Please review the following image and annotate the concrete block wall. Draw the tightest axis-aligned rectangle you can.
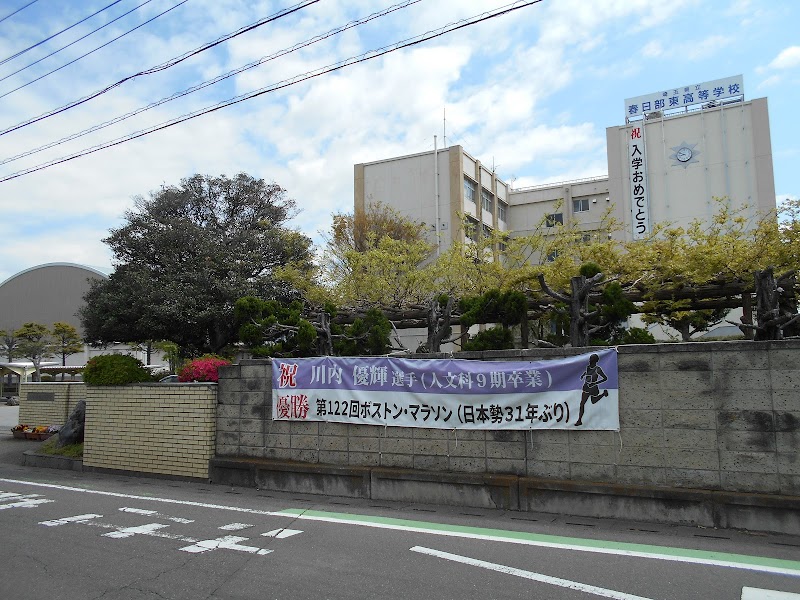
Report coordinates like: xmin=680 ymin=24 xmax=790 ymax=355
xmin=18 ymin=383 xmax=85 ymax=426
xmin=216 ymin=340 xmax=800 ymax=496
xmin=84 ymin=384 xmax=217 ymax=479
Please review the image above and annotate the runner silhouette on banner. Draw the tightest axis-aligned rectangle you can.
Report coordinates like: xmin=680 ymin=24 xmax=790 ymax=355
xmin=574 ymin=353 xmax=609 ymax=426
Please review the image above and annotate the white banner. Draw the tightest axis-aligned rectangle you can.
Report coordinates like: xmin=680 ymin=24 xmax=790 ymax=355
xmin=625 ymin=74 xmax=743 ymax=119
xmin=272 ymin=350 xmax=620 ymax=431
xmin=628 ymin=124 xmax=649 ymax=239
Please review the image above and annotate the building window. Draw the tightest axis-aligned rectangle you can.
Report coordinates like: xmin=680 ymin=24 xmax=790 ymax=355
xmin=482 ymin=224 xmax=492 ymax=239
xmin=573 ymin=198 xmax=590 ymax=212
xmin=481 ymin=189 xmax=493 ymax=214
xmin=498 ymin=201 xmax=508 ymax=222
xmin=466 ymin=217 xmax=479 ymax=242
xmin=464 ymin=178 xmax=477 ymax=204
xmin=546 ymin=249 xmax=559 ymax=262
xmin=546 ymin=213 xmax=563 ymax=227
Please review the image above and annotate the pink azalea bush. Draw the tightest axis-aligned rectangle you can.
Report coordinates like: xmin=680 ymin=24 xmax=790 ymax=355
xmin=178 ymin=356 xmax=231 ymax=383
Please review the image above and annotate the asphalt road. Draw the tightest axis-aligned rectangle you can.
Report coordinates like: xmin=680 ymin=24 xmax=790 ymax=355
xmin=1 ymin=428 xmax=799 ymax=600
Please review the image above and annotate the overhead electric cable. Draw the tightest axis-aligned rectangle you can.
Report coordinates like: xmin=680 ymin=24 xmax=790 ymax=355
xmin=0 ymin=1 xmax=37 ymax=27
xmin=0 ymin=0 xmax=124 ymax=67
xmin=0 ymin=0 xmax=319 ymax=131
xmin=0 ymin=0 xmax=542 ymax=184
xmin=0 ymin=1 xmax=188 ymax=100
xmin=0 ymin=0 xmax=156 ymax=84
xmin=0 ymin=0 xmax=422 ymax=166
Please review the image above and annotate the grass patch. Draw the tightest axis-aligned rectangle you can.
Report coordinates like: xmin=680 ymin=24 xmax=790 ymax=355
xmin=38 ymin=435 xmax=83 ymax=458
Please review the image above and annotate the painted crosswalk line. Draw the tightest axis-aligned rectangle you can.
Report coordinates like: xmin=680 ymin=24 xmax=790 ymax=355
xmin=219 ymin=522 xmax=253 ymax=531
xmin=262 ymin=528 xmax=303 ymax=539
xmin=180 ymin=535 xmax=273 ymax=555
xmin=412 ymin=546 xmax=655 ymax=600
xmin=119 ymin=507 xmax=194 ymax=523
xmin=741 ymin=588 xmax=800 ymax=599
xmin=40 ymin=514 xmax=102 ymax=526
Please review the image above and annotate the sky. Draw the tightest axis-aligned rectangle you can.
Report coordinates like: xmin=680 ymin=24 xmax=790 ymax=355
xmin=0 ymin=0 xmax=798 ymax=283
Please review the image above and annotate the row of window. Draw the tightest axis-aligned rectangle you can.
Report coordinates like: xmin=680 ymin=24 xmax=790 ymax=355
xmin=464 ymin=177 xmax=507 ymax=221
xmin=545 ymin=198 xmax=593 ymax=223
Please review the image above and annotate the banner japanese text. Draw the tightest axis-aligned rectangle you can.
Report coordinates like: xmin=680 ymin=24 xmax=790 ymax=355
xmin=272 ymin=349 xmax=619 ymax=430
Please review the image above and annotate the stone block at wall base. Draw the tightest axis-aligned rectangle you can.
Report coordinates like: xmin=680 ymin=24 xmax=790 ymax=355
xmin=519 ymin=477 xmax=800 ymax=535
xmin=209 ymin=457 xmax=371 ymax=499
xmin=370 ymin=468 xmax=518 ymax=510
xmin=208 ymin=457 xmax=800 ymax=534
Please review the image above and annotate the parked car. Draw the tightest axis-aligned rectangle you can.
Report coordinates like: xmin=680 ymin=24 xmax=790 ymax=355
xmin=158 ymin=374 xmax=179 ymax=383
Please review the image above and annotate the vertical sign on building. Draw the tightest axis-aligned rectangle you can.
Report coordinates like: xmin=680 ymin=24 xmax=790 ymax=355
xmin=628 ymin=125 xmax=649 ymax=239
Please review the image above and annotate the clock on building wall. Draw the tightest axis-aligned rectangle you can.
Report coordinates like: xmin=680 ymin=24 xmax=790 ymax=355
xmin=669 ymin=142 xmax=700 ymax=167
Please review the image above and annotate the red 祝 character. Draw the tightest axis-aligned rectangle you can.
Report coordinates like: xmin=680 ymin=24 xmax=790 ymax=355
xmin=278 ymin=363 xmax=298 ymax=388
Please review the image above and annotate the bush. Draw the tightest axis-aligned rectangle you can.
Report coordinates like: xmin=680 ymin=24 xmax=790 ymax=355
xmin=178 ymin=355 xmax=231 ymax=383
xmin=463 ymin=326 xmax=514 ymax=351
xmin=83 ymin=354 xmax=154 ymax=386
xmin=619 ymin=327 xmax=656 ymax=345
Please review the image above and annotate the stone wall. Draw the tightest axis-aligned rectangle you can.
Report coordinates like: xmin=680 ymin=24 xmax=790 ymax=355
xmin=215 ymin=341 xmax=800 ymax=496
xmin=18 ymin=383 xmax=85 ymax=426
xmin=84 ymin=383 xmax=217 ymax=479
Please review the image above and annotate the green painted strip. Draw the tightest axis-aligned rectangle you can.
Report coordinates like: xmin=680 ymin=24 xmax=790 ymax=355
xmin=276 ymin=508 xmax=800 ymax=573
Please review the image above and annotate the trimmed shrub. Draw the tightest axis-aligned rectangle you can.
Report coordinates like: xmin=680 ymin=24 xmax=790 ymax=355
xmin=178 ymin=355 xmax=231 ymax=383
xmin=83 ymin=354 xmax=153 ymax=386
xmin=463 ymin=326 xmax=514 ymax=351
xmin=619 ymin=327 xmax=656 ymax=345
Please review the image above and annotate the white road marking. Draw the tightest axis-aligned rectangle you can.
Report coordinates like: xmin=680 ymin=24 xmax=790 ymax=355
xmin=219 ymin=522 xmax=252 ymax=531
xmin=3 ymin=477 xmax=798 ymax=578
xmin=103 ymin=522 xmax=169 ymax=539
xmin=179 ymin=535 xmax=272 ymax=555
xmin=0 ymin=492 xmax=25 ymax=499
xmin=0 ymin=477 xmax=284 ymax=515
xmin=411 ymin=546 xmax=656 ymax=600
xmin=262 ymin=528 xmax=303 ymax=539
xmin=286 ymin=512 xmax=800 ymax=578
xmin=119 ymin=507 xmax=157 ymax=515
xmin=742 ymin=588 xmax=800 ymax=599
xmin=40 ymin=514 xmax=102 ymax=526
xmin=119 ymin=507 xmax=194 ymax=523
xmin=0 ymin=498 xmax=53 ymax=509
xmin=85 ymin=520 xmax=197 ymax=542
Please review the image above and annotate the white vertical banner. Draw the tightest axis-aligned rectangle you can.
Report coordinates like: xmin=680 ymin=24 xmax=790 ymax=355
xmin=628 ymin=124 xmax=649 ymax=239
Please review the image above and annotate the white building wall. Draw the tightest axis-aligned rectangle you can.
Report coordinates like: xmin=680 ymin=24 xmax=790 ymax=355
xmin=607 ymin=98 xmax=775 ymax=238
xmin=359 ymin=148 xmax=453 ymax=253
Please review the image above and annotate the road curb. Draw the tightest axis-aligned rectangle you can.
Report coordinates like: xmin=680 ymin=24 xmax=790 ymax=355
xmin=22 ymin=450 xmax=83 ymax=472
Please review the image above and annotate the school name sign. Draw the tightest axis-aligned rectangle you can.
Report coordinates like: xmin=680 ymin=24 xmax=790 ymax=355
xmin=272 ymin=350 xmax=619 ymax=431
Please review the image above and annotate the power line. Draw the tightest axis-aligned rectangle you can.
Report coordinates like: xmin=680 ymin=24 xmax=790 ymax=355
xmin=0 ymin=0 xmax=124 ymax=67
xmin=0 ymin=0 xmax=423 ymax=166
xmin=0 ymin=0 xmax=320 ymax=129
xmin=0 ymin=1 xmax=37 ymax=27
xmin=0 ymin=0 xmax=156 ymax=85
xmin=0 ymin=1 xmax=189 ymax=100
xmin=0 ymin=0 xmax=542 ymax=184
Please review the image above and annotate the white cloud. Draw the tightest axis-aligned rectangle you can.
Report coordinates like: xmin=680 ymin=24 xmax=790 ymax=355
xmin=0 ymin=0 xmax=797 ymax=284
xmin=768 ymin=46 xmax=800 ymax=71
xmin=685 ymin=34 xmax=734 ymax=60
xmin=642 ymin=41 xmax=664 ymax=58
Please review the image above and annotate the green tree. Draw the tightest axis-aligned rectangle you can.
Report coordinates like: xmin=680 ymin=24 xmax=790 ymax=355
xmin=321 ymin=202 xmax=433 ymax=307
xmin=0 ymin=327 xmax=19 ymax=389
xmin=15 ymin=322 xmax=52 ymax=382
xmin=80 ymin=173 xmax=313 ymax=356
xmin=0 ymin=328 xmax=18 ymax=362
xmin=51 ymin=322 xmax=84 ymax=367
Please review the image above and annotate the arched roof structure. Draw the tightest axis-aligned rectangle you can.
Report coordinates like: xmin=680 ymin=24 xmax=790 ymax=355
xmin=0 ymin=263 xmax=108 ymax=335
